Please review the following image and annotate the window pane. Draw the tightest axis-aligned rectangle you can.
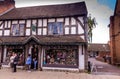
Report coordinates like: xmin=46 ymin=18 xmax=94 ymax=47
xmin=48 ymin=23 xmax=53 ymax=35
xmin=53 ymin=23 xmax=58 ymax=34
xmin=19 ymin=24 xmax=25 ymax=36
xmin=56 ymin=22 xmax=63 ymax=35
xmin=48 ymin=22 xmax=63 ymax=35
xmin=12 ymin=24 xmax=19 ymax=36
xmin=44 ymin=49 xmax=78 ymax=66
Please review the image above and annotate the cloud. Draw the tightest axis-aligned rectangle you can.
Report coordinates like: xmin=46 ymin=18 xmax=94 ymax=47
xmin=82 ymin=0 xmax=113 ymax=43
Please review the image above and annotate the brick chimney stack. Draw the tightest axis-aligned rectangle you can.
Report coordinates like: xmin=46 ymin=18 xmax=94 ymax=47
xmin=0 ymin=0 xmax=15 ymax=14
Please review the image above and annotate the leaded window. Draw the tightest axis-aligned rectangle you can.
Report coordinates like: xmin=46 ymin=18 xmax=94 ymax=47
xmin=48 ymin=22 xmax=63 ymax=35
xmin=11 ymin=24 xmax=25 ymax=36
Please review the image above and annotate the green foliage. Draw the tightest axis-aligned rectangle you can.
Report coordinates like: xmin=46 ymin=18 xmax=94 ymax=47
xmin=87 ymin=14 xmax=97 ymax=42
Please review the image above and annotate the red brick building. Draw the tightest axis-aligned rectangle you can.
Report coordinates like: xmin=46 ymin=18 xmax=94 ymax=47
xmin=109 ymin=0 xmax=120 ymax=65
xmin=88 ymin=43 xmax=110 ymax=62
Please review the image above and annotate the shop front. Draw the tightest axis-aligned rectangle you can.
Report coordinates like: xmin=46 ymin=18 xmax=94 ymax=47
xmin=0 ymin=35 xmax=87 ymax=71
xmin=42 ymin=45 xmax=78 ymax=68
xmin=2 ymin=45 xmax=25 ymax=66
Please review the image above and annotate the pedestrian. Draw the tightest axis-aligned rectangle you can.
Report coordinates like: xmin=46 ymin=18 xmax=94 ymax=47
xmin=88 ymin=61 xmax=91 ymax=73
xmin=33 ymin=57 xmax=37 ymax=70
xmin=25 ymin=54 xmax=32 ymax=72
xmin=13 ymin=53 xmax=19 ymax=72
xmin=10 ymin=52 xmax=15 ymax=72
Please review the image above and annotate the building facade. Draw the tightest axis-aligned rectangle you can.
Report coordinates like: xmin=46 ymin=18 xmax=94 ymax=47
xmin=0 ymin=0 xmax=88 ymax=71
xmin=109 ymin=0 xmax=120 ymax=65
xmin=88 ymin=43 xmax=110 ymax=63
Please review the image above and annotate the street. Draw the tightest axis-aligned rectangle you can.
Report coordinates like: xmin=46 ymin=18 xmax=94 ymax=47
xmin=0 ymin=67 xmax=120 ymax=79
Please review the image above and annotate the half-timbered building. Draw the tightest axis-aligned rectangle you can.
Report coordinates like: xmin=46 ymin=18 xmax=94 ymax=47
xmin=0 ymin=0 xmax=88 ymax=71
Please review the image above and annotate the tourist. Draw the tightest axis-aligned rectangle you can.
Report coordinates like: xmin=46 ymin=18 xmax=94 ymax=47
xmin=26 ymin=54 xmax=32 ymax=72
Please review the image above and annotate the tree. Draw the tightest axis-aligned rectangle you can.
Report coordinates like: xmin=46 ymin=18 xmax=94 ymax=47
xmin=87 ymin=14 xmax=97 ymax=42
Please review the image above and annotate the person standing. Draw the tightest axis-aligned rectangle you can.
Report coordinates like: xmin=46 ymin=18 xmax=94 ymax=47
xmin=13 ymin=53 xmax=19 ymax=72
xmin=33 ymin=57 xmax=37 ymax=70
xmin=26 ymin=54 xmax=32 ymax=72
xmin=10 ymin=52 xmax=15 ymax=72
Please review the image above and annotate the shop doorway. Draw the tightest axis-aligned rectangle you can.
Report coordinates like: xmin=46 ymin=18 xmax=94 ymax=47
xmin=31 ymin=45 xmax=38 ymax=69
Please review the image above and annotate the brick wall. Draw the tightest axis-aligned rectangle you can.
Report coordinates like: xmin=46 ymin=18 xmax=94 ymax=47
xmin=110 ymin=0 xmax=120 ymax=64
xmin=0 ymin=0 xmax=15 ymax=14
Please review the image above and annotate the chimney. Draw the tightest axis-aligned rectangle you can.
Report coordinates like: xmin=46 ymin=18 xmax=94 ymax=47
xmin=0 ymin=0 xmax=15 ymax=14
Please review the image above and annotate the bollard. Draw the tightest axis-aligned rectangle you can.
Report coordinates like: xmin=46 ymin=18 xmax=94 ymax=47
xmin=88 ymin=61 xmax=91 ymax=73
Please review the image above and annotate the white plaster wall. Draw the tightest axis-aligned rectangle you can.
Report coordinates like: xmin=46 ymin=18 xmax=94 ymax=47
xmin=71 ymin=27 xmax=76 ymax=34
xmin=4 ymin=21 xmax=7 ymax=28
xmin=8 ymin=21 xmax=11 ymax=28
xmin=26 ymin=29 xmax=30 ymax=36
xmin=32 ymin=31 xmax=36 ymax=35
xmin=43 ymin=28 xmax=47 ymax=35
xmin=65 ymin=18 xmax=69 ymax=25
xmin=4 ymin=30 xmax=10 ymax=36
xmin=12 ymin=21 xmax=18 ymax=24
xmin=19 ymin=20 xmax=25 ymax=24
xmin=57 ymin=18 xmax=64 ymax=22
xmin=43 ymin=19 xmax=47 ymax=26
xmin=32 ymin=20 xmax=37 ymax=24
xmin=48 ymin=19 xmax=55 ymax=22
xmin=38 ymin=28 xmax=42 ymax=35
xmin=79 ymin=45 xmax=85 ymax=70
xmin=78 ymin=23 xmax=84 ymax=34
xmin=65 ymin=27 xmax=69 ymax=34
xmin=0 ymin=24 xmax=3 ymax=29
xmin=0 ymin=30 xmax=2 ymax=36
xmin=78 ymin=17 xmax=84 ymax=24
xmin=3 ymin=46 xmax=7 ymax=62
xmin=26 ymin=20 xmax=31 ymax=27
xmin=38 ymin=19 xmax=42 ymax=27
xmin=71 ymin=17 xmax=76 ymax=25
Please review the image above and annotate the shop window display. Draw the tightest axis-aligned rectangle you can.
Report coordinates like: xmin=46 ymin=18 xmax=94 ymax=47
xmin=4 ymin=48 xmax=24 ymax=66
xmin=43 ymin=49 xmax=78 ymax=66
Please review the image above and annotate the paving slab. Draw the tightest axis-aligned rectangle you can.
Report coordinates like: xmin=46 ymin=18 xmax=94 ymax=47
xmin=0 ymin=68 xmax=120 ymax=79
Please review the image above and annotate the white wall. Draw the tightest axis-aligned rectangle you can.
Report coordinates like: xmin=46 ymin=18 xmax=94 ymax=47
xmin=4 ymin=30 xmax=10 ymax=36
xmin=3 ymin=46 xmax=7 ymax=62
xmin=38 ymin=28 xmax=42 ymax=35
xmin=0 ymin=31 xmax=2 ymax=36
xmin=26 ymin=29 xmax=30 ymax=36
xmin=79 ymin=45 xmax=85 ymax=70
xmin=0 ymin=22 xmax=3 ymax=29
xmin=26 ymin=20 xmax=31 ymax=27
xmin=19 ymin=20 xmax=25 ymax=24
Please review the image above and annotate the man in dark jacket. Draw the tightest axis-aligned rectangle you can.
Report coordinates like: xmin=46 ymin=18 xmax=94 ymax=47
xmin=13 ymin=53 xmax=19 ymax=72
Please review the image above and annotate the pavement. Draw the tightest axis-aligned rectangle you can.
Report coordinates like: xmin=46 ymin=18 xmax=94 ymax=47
xmin=0 ymin=68 xmax=120 ymax=79
xmin=89 ymin=58 xmax=120 ymax=75
xmin=0 ymin=58 xmax=120 ymax=79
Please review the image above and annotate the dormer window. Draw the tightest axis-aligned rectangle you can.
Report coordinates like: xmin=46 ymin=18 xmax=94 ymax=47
xmin=11 ymin=24 xmax=25 ymax=36
xmin=48 ymin=22 xmax=63 ymax=35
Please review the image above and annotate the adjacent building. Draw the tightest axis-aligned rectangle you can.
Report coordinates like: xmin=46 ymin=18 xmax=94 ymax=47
xmin=109 ymin=0 xmax=120 ymax=65
xmin=0 ymin=0 xmax=88 ymax=71
xmin=88 ymin=43 xmax=110 ymax=62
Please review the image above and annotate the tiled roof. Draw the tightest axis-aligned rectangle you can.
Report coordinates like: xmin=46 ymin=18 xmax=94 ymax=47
xmin=0 ymin=2 xmax=87 ymax=20
xmin=0 ymin=35 xmax=85 ymax=45
xmin=88 ymin=43 xmax=110 ymax=52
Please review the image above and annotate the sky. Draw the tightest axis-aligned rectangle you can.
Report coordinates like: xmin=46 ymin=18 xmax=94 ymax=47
xmin=15 ymin=0 xmax=116 ymax=43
